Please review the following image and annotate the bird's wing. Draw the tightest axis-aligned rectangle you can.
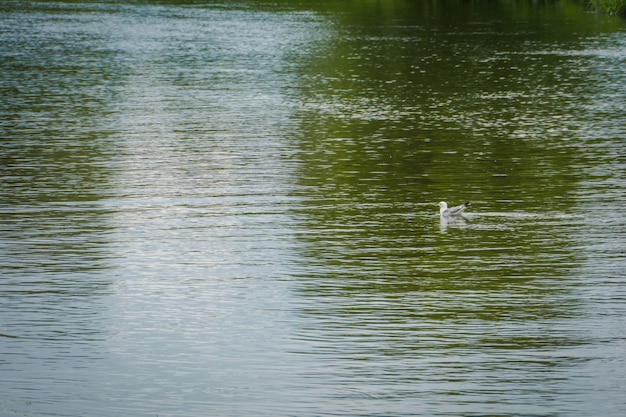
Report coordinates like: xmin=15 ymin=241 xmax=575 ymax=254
xmin=447 ymin=202 xmax=471 ymax=215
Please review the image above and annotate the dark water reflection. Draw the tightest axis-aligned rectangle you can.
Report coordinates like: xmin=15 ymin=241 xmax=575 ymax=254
xmin=1 ymin=1 xmax=625 ymax=416
xmin=290 ymin=2 xmax=625 ymax=416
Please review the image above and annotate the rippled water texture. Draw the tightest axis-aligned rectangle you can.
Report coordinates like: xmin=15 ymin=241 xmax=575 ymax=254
xmin=1 ymin=1 xmax=625 ymax=416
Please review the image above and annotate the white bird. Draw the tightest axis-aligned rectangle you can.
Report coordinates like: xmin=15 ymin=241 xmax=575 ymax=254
xmin=439 ymin=201 xmax=471 ymax=217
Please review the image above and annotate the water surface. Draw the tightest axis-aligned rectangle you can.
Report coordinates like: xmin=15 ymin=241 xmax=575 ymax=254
xmin=1 ymin=1 xmax=625 ymax=416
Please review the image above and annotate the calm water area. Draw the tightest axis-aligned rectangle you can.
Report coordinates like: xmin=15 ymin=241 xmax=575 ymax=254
xmin=1 ymin=1 xmax=625 ymax=416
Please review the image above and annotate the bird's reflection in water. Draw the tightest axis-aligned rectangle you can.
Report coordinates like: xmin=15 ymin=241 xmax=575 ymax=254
xmin=439 ymin=215 xmax=470 ymax=232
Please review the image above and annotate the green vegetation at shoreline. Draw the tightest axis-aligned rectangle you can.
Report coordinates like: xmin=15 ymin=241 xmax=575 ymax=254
xmin=585 ymin=0 xmax=626 ymax=16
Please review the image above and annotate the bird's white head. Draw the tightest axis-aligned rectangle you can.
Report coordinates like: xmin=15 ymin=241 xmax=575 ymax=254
xmin=438 ymin=201 xmax=448 ymax=215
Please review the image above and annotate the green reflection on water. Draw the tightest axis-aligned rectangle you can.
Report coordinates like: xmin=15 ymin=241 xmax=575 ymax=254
xmin=0 ymin=7 xmax=119 ymax=274
xmin=288 ymin=0 xmax=603 ymax=343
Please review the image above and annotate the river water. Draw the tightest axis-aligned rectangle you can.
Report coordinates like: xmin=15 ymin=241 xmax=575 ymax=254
xmin=1 ymin=1 xmax=625 ymax=416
